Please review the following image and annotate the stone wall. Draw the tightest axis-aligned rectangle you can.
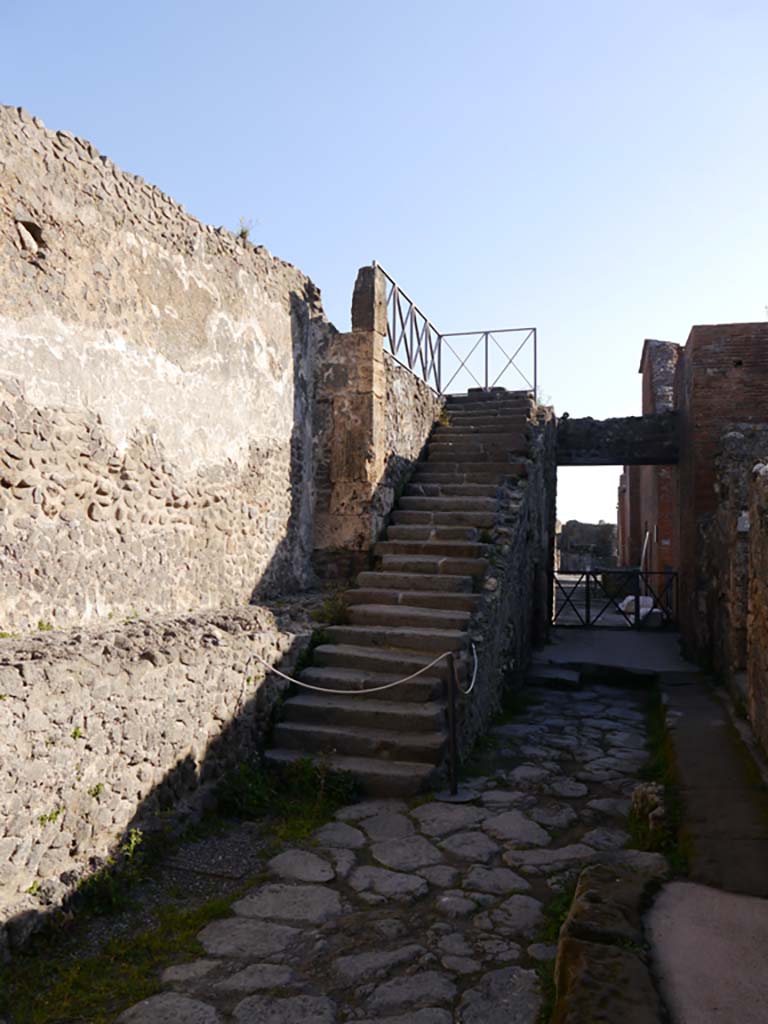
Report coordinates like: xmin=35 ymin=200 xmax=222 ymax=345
xmin=313 ymin=267 xmax=442 ymax=579
xmin=747 ymin=464 xmax=768 ymax=753
xmin=0 ymin=104 xmax=331 ymax=630
xmin=556 ymin=413 xmax=678 ymax=467
xmin=459 ymin=405 xmax=557 ymax=754
xmin=0 ymin=603 xmax=312 ymax=953
xmin=558 ymin=520 xmax=617 ymax=572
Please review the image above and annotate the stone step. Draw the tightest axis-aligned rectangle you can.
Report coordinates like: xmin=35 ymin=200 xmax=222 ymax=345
xmin=433 ymin=422 xmax=529 ymax=436
xmin=426 ymin=461 xmax=527 ymax=476
xmin=272 ymin=720 xmax=446 ymax=762
xmin=412 ymin=465 xmax=527 ymax=484
xmin=348 ymin=602 xmax=472 ymax=631
xmin=443 ymin=418 xmax=531 ymax=432
xmin=392 ymin=509 xmax=496 ymax=529
xmin=374 ymin=539 xmax=488 ymax=559
xmin=282 ymin=694 xmax=446 ymax=732
xmin=312 ymin=644 xmax=458 ymax=681
xmin=527 ymin=665 xmax=583 ymax=690
xmin=379 ymin=554 xmax=489 ymax=577
xmin=357 ymin=570 xmax=473 ymax=593
xmin=264 ymin=749 xmax=437 ymax=798
xmin=404 ymin=482 xmax=500 ymax=497
xmin=427 ymin=446 xmax=527 ymax=463
xmin=300 ymin=664 xmax=442 ymax=701
xmin=444 ymin=402 xmax=532 ymax=416
xmin=445 ymin=388 xmax=531 ymax=405
xmin=346 ymin=588 xmax=480 ymax=613
xmin=327 ymin=623 xmax=467 ymax=653
xmin=385 ymin=524 xmax=478 ymax=541
xmin=399 ymin=495 xmax=497 ymax=512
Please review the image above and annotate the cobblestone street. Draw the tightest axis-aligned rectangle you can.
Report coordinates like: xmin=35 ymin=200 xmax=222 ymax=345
xmin=117 ymin=682 xmax=662 ymax=1024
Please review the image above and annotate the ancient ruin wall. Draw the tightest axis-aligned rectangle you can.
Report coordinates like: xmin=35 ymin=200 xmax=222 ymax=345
xmin=0 ymin=105 xmax=331 ymax=630
xmin=0 ymin=605 xmax=310 ymax=952
xmin=748 ymin=465 xmax=768 ymax=753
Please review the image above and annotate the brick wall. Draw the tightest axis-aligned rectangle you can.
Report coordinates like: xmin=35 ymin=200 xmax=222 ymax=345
xmin=747 ymin=464 xmax=768 ymax=752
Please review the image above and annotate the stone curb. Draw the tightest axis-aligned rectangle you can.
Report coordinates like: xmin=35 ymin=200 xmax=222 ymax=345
xmin=549 ymin=856 xmax=669 ymax=1023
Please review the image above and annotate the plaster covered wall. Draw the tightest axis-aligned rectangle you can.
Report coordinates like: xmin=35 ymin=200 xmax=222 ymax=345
xmin=747 ymin=465 xmax=768 ymax=753
xmin=0 ymin=105 xmax=331 ymax=629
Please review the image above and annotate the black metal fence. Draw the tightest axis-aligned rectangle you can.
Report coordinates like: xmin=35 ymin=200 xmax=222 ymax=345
xmin=376 ymin=262 xmax=537 ymax=398
xmin=551 ymin=569 xmax=678 ymax=629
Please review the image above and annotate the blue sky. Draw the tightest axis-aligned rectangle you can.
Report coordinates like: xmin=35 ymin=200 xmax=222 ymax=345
xmin=5 ymin=0 xmax=768 ymax=522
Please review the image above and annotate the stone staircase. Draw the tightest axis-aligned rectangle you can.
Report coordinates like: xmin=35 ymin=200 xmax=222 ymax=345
xmin=266 ymin=390 xmax=535 ymax=795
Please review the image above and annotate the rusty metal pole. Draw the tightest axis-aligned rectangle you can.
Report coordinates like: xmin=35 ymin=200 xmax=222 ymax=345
xmin=447 ymin=654 xmax=460 ymax=796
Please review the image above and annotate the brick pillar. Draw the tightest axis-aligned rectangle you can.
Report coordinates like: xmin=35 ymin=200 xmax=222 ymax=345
xmin=312 ymin=266 xmax=388 ymax=579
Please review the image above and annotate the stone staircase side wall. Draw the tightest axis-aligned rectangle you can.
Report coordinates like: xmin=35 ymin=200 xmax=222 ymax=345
xmin=747 ymin=465 xmax=768 ymax=754
xmin=458 ymin=409 xmax=557 ymax=757
xmin=0 ymin=605 xmax=310 ymax=954
xmin=313 ymin=266 xmax=442 ymax=580
xmin=0 ymin=105 xmax=333 ymax=631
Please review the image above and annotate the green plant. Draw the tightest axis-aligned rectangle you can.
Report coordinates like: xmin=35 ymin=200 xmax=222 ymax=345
xmin=38 ymin=808 xmax=62 ymax=826
xmin=437 ymin=407 xmax=450 ymax=426
xmin=37 ymin=620 xmax=53 ymax=632
xmin=71 ymin=726 xmax=84 ymax=740
xmin=479 ymin=528 xmax=495 ymax=544
xmin=311 ymin=591 xmax=349 ymax=626
xmin=0 ymin=694 xmax=6 ymax=701
xmin=26 ymin=879 xmax=41 ymax=896
xmin=0 ymin=631 xmax=15 ymax=639
xmin=539 ymin=883 xmax=576 ymax=942
xmin=88 ymin=783 xmax=104 ymax=800
xmin=237 ymin=217 xmax=252 ymax=241
xmin=293 ymin=627 xmax=333 ymax=675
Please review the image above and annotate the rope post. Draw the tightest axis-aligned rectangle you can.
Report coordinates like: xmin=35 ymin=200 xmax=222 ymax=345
xmin=447 ymin=653 xmax=460 ymax=796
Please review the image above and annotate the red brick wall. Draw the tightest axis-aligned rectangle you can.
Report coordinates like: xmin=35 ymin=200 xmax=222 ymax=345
xmin=676 ymin=324 xmax=768 ymax=662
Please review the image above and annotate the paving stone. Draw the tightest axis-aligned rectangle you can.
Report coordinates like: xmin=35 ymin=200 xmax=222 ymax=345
xmin=161 ymin=960 xmax=219 ymax=985
xmin=581 ymin=827 xmax=631 ymax=851
xmin=586 ymin=797 xmax=631 ymax=818
xmin=418 ymin=864 xmax=460 ymax=888
xmin=474 ymin=936 xmax=522 ymax=962
xmin=367 ymin=970 xmax=457 ymax=1013
xmin=438 ymin=932 xmax=473 ymax=955
xmin=214 ymin=964 xmax=294 ymax=992
xmin=232 ymin=994 xmax=336 ymax=1023
xmin=495 ymin=894 xmax=543 ymax=936
xmin=358 ymin=1011 xmax=451 ymax=1024
xmin=463 ymin=865 xmax=530 ymax=894
xmin=508 ymin=764 xmax=553 ymax=784
xmin=371 ymin=835 xmax=444 ymax=870
xmin=360 ymin=812 xmax=415 ymax=841
xmin=336 ymin=799 xmax=408 ymax=821
xmin=117 ymin=993 xmax=222 ymax=1024
xmin=350 ymin=866 xmax=429 ymax=900
xmin=442 ymin=954 xmax=481 ymax=974
xmin=334 ymin=944 xmax=426 ymax=984
xmin=457 ymin=966 xmax=541 ymax=1024
xmin=529 ymin=804 xmax=578 ymax=829
xmin=548 ymin=778 xmax=589 ymax=798
xmin=438 ymin=830 xmax=500 ymax=863
xmin=481 ymin=810 xmax=550 ymax=846
xmin=233 ymin=884 xmax=342 ymax=924
xmin=503 ymin=844 xmax=596 ymax=871
xmin=198 ymin=918 xmax=300 ymax=959
xmin=313 ymin=822 xmax=367 ymax=849
xmin=411 ymin=802 xmax=487 ymax=837
xmin=435 ymin=891 xmax=478 ymax=916
xmin=480 ymin=789 xmax=527 ymax=806
xmin=326 ymin=847 xmax=356 ymax=879
xmin=527 ymin=942 xmax=558 ymax=961
xmin=268 ymin=849 xmax=335 ymax=883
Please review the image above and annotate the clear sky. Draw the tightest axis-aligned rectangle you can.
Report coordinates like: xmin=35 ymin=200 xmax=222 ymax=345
xmin=5 ymin=1 xmax=768 ymax=523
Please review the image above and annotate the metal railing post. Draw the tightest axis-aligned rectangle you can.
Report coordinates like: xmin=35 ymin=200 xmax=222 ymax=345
xmin=634 ymin=571 xmax=641 ymax=630
xmin=447 ymin=654 xmax=460 ymax=796
xmin=533 ymin=329 xmax=538 ymax=401
xmin=585 ymin=572 xmax=592 ymax=627
xmin=484 ymin=332 xmax=489 ymax=390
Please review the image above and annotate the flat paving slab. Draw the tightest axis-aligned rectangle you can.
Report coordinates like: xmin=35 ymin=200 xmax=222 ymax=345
xmin=646 ymin=881 xmax=768 ymax=1024
xmin=537 ymin=628 xmax=693 ymax=674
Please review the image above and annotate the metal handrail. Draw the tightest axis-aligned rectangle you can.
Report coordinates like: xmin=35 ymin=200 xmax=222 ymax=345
xmin=374 ymin=262 xmax=537 ymax=398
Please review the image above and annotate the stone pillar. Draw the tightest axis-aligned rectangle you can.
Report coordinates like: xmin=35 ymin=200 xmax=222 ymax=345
xmin=312 ymin=265 xmax=389 ymax=579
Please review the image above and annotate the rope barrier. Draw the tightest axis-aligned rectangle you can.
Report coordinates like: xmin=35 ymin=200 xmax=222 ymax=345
xmin=250 ymin=642 xmax=479 ymax=698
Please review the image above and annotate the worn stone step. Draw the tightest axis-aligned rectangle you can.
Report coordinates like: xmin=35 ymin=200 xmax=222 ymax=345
xmin=433 ymin=424 xmax=529 ymax=438
xmin=427 ymin=446 xmax=527 ymax=463
xmin=327 ymin=623 xmax=467 ymax=653
xmin=385 ymin=524 xmax=479 ymax=541
xmin=392 ymin=509 xmax=497 ymax=529
xmin=445 ymin=388 xmax=531 ymax=404
xmin=348 ymin=602 xmax=471 ymax=631
xmin=445 ymin=403 xmax=532 ymax=416
xmin=300 ymin=664 xmax=442 ymax=701
xmin=272 ymin=721 xmax=446 ymax=762
xmin=374 ymin=539 xmax=488 ymax=559
xmin=412 ymin=465 xmax=527 ymax=484
xmin=399 ymin=495 xmax=497 ymax=512
xmin=357 ymin=570 xmax=473 ymax=593
xmin=405 ymin=482 xmax=500 ymax=497
xmin=312 ymin=644 xmax=457 ymax=681
xmin=346 ymin=588 xmax=480 ymax=613
xmin=282 ymin=694 xmax=445 ymax=732
xmin=379 ymin=554 xmax=489 ymax=577
xmin=443 ymin=418 xmax=531 ymax=433
xmin=264 ymin=748 xmax=437 ymax=797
